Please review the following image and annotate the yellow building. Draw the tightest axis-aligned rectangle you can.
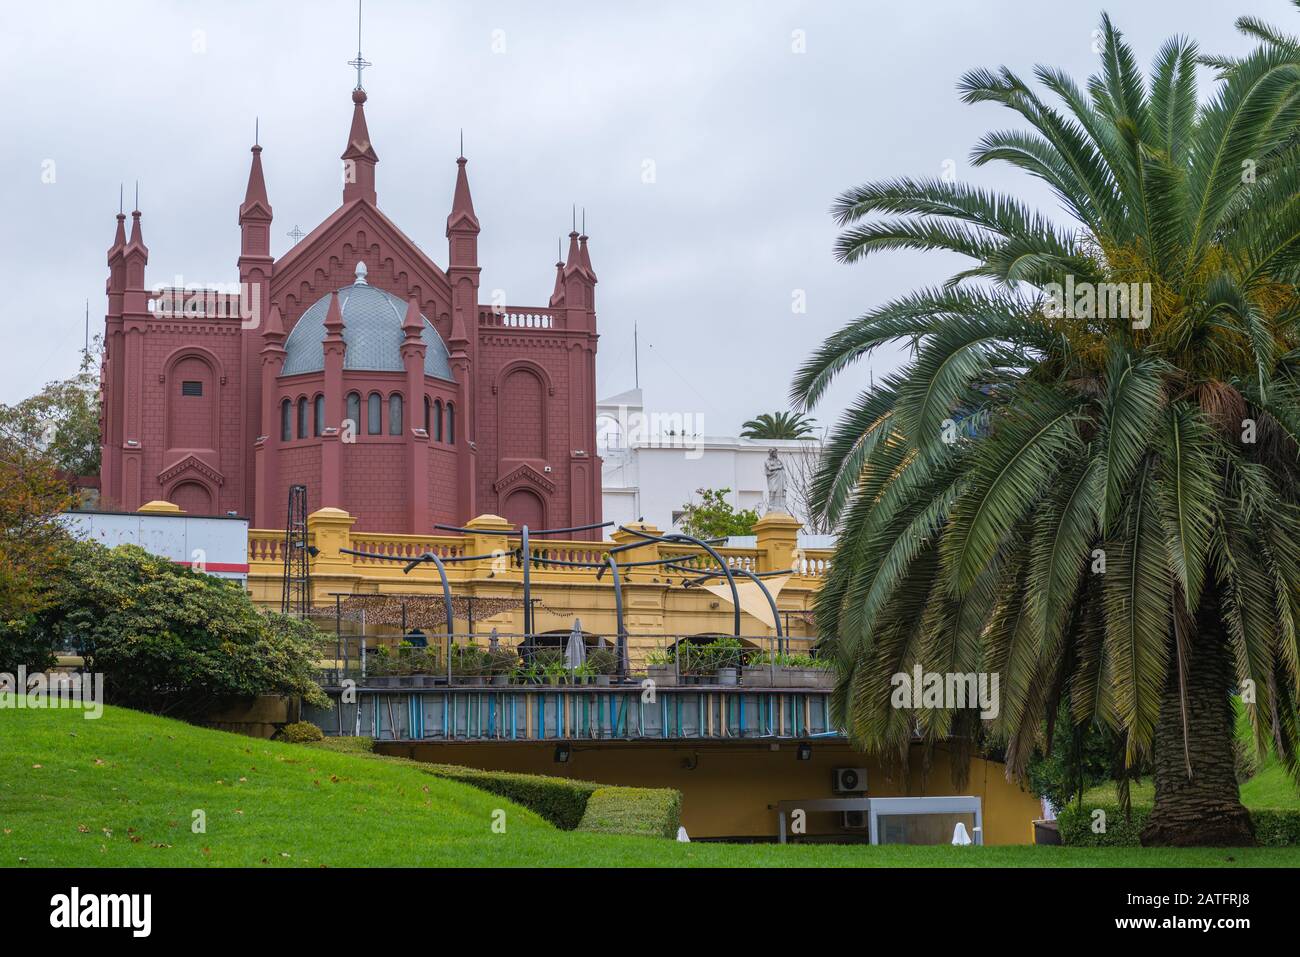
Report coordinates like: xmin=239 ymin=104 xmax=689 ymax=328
xmin=239 ymin=506 xmax=1043 ymax=844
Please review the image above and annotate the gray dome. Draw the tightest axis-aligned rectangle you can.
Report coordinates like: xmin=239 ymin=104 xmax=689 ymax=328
xmin=281 ymin=278 xmax=454 ymax=380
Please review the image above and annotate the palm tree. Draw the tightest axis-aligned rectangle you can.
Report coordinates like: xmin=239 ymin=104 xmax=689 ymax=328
xmin=793 ymin=14 xmax=1300 ymax=846
xmin=741 ymin=411 xmax=817 ymax=439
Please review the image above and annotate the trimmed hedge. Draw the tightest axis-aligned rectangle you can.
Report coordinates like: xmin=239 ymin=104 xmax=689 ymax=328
xmin=424 ymin=764 xmax=600 ymax=830
xmin=577 ymin=786 xmax=682 ymax=839
xmin=306 ymin=735 xmax=375 ymax=754
xmin=301 ymin=739 xmax=682 ymax=838
xmin=1059 ymin=803 xmax=1300 ymax=847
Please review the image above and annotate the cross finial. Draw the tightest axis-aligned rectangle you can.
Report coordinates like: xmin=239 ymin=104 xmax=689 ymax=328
xmin=347 ymin=0 xmax=371 ymax=90
xmin=287 ymin=224 xmax=306 ymax=245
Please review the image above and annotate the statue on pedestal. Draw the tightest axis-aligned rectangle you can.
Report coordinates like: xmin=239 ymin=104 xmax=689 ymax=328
xmin=764 ymin=449 xmax=788 ymax=514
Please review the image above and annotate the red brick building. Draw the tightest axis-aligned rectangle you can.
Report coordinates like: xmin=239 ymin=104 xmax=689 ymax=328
xmin=99 ymin=83 xmax=601 ymax=536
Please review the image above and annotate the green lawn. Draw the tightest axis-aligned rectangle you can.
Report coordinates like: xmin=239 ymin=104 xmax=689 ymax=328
xmin=1 ymin=704 xmax=1296 ymax=867
xmin=1082 ymin=704 xmax=1300 ymax=811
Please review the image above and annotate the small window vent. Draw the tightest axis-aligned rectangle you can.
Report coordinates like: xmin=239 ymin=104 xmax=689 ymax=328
xmin=181 ymin=381 xmax=203 ymax=397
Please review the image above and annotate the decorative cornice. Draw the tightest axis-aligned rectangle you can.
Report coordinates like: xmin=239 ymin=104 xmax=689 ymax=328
xmin=158 ymin=453 xmax=225 ymax=488
xmin=493 ymin=462 xmax=556 ymax=496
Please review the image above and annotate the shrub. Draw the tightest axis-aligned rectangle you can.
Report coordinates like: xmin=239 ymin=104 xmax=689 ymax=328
xmin=1058 ymin=803 xmax=1300 ymax=847
xmin=23 ymin=541 xmax=330 ymax=716
xmin=423 ymin=764 xmax=599 ymax=829
xmin=577 ymin=786 xmax=682 ymax=839
xmin=280 ymin=721 xmax=324 ymax=743
xmin=1056 ymin=803 xmax=1150 ymax=846
xmin=1251 ymin=810 xmax=1300 ymax=847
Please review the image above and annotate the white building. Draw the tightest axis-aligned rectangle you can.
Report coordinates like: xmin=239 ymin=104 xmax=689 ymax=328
xmin=597 ymin=388 xmax=828 ymax=533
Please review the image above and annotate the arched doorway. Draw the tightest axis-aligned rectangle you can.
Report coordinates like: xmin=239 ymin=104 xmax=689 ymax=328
xmin=502 ymin=488 xmax=544 ymax=529
xmin=170 ymin=481 xmax=213 ymax=515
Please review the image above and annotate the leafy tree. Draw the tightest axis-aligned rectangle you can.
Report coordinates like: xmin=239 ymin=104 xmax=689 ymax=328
xmin=741 ymin=411 xmax=816 ymax=440
xmin=0 ymin=344 xmax=101 ymax=478
xmin=0 ymin=430 xmax=74 ymax=635
xmin=793 ymin=13 xmax=1300 ymax=845
xmin=19 ymin=541 xmax=329 ymax=716
xmin=677 ymin=488 xmax=759 ymax=539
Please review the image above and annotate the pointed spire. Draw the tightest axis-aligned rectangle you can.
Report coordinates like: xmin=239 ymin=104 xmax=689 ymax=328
xmin=341 ymin=88 xmax=378 ymax=205
xmin=109 ymin=186 xmax=127 ymax=256
xmin=323 ymin=290 xmax=345 ymax=340
xmin=241 ymin=140 xmax=271 ymax=217
xmin=579 ymin=234 xmax=596 ymax=283
xmin=124 ymin=186 xmax=148 ymax=260
xmin=446 ymin=152 xmax=480 ymax=234
xmin=262 ymin=303 xmax=286 ymax=345
xmin=401 ymin=295 xmax=423 ymax=340
xmin=449 ymin=306 xmax=470 ymax=349
xmin=549 ymin=248 xmax=566 ymax=308
xmin=563 ymin=229 xmax=582 ymax=276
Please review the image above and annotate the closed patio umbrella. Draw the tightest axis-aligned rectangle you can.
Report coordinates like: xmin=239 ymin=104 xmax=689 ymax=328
xmin=564 ymin=619 xmax=586 ymax=669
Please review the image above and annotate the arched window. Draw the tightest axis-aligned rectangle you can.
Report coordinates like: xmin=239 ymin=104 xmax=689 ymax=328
xmin=346 ymin=392 xmax=361 ymax=433
xmin=296 ymin=397 xmax=308 ymax=439
xmin=433 ymin=399 xmax=444 ymax=442
xmin=280 ymin=399 xmax=291 ymax=443
xmin=423 ymin=396 xmax=431 ymax=434
xmin=446 ymin=403 xmax=455 ymax=445
xmin=388 ymin=393 xmax=403 ymax=435
xmin=313 ymin=395 xmax=325 ymax=437
xmin=367 ymin=393 xmax=382 ymax=435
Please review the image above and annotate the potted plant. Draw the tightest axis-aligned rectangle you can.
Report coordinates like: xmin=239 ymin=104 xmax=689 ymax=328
xmin=573 ymin=662 xmax=597 ymax=686
xmin=587 ymin=646 xmax=618 ymax=687
xmin=705 ymin=637 xmax=743 ymax=686
xmin=543 ymin=659 xmax=569 ymax=686
xmin=487 ymin=645 xmax=519 ymax=686
xmin=404 ymin=647 xmax=443 ymax=688
xmin=366 ymin=645 xmax=399 ymax=689
xmin=644 ymin=648 xmax=677 ymax=687
xmin=450 ymin=643 xmax=488 ymax=686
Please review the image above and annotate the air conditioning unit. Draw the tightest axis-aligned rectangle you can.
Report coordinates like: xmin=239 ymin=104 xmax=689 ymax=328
xmin=841 ymin=809 xmax=869 ymax=830
xmin=832 ymin=767 xmax=868 ymax=793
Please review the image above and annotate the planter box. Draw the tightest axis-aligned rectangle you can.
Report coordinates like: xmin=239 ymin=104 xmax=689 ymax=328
xmin=490 ymin=674 xmax=511 ymax=687
xmin=715 ymin=667 xmax=739 ymax=687
xmin=786 ymin=668 xmax=835 ymax=689
xmin=594 ymin=674 xmax=611 ymax=687
xmin=367 ymin=675 xmax=400 ymax=689
xmin=742 ymin=665 xmax=777 ymax=687
xmin=646 ymin=665 xmax=678 ymax=687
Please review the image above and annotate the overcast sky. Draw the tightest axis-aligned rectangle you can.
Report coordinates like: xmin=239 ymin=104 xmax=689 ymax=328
xmin=2 ymin=0 xmax=1295 ymax=434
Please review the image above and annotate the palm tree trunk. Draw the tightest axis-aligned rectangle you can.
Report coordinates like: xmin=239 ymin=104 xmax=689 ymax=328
xmin=1140 ymin=591 xmax=1253 ymax=847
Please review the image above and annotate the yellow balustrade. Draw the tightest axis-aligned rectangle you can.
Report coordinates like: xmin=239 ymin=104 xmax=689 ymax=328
xmin=244 ymin=510 xmax=831 ymax=646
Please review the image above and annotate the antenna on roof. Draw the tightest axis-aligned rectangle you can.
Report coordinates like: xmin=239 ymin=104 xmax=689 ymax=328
xmin=84 ymin=299 xmax=90 ymax=357
xmin=118 ymin=183 xmax=123 ymax=215
xmin=255 ymin=116 xmax=259 ymax=146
